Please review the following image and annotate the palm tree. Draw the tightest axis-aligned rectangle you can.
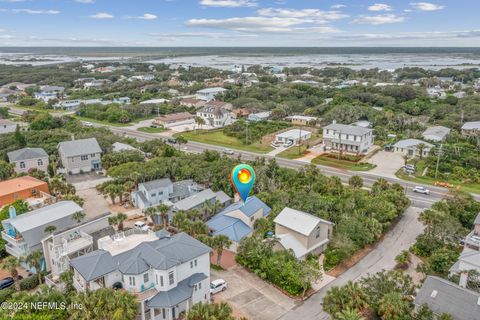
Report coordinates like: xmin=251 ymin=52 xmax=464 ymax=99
xmin=176 ymin=135 xmax=187 ymax=150
xmin=403 ymin=155 xmax=409 ymax=166
xmin=59 ymin=270 xmax=74 ymax=293
xmin=417 ymin=143 xmax=427 ymax=160
xmin=201 ymin=199 xmax=220 ymax=220
xmin=0 ymin=256 xmax=21 ymax=291
xmin=44 ymin=225 xmax=57 ymax=235
xmin=378 ymin=292 xmax=411 ymax=320
xmin=213 ymin=235 xmax=232 ymax=266
xmin=144 ymin=206 xmax=158 ymax=227
xmin=157 ymin=203 xmax=170 ymax=229
xmin=49 ymin=154 xmax=57 ymax=176
xmin=116 ymin=213 xmax=128 ymax=231
xmin=108 ymin=215 xmax=119 ymax=231
xmin=187 ymin=302 xmax=234 ymax=320
xmin=103 ymin=184 xmax=121 ymax=205
xmin=334 ymin=308 xmax=366 ymax=320
xmin=72 ymin=211 xmax=86 ymax=223
xmin=23 ymin=250 xmax=43 ymax=284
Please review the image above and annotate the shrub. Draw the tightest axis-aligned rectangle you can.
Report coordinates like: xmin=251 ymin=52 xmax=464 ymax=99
xmin=0 ymin=288 xmax=14 ymax=302
xmin=19 ymin=275 xmax=39 ymax=291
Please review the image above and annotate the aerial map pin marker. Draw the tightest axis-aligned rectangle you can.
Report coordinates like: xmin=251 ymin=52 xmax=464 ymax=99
xmin=231 ymin=164 xmax=256 ymax=204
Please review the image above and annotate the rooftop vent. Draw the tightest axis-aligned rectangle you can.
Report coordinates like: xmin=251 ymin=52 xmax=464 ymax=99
xmin=430 ymin=290 xmax=438 ymax=298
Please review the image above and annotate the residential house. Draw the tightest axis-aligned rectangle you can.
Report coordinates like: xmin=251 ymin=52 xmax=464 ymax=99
xmin=42 ymin=212 xmax=114 ymax=282
xmin=275 ymin=129 xmax=311 ymax=145
xmin=322 ymin=122 xmax=374 ymax=154
xmin=351 ymin=120 xmax=372 ymax=128
xmin=113 ymin=97 xmax=131 ymax=104
xmin=195 ymin=87 xmax=226 ymax=101
xmin=1 ymin=201 xmax=83 ymax=263
xmin=84 ymin=79 xmax=111 ymax=89
xmin=248 ymin=111 xmax=271 ymax=122
xmin=179 ymin=98 xmax=206 ymax=109
xmin=70 ymin=231 xmax=211 ymax=320
xmin=393 ymin=139 xmax=433 ymax=158
xmin=272 ymin=207 xmax=333 ymax=260
xmin=196 ymin=105 xmax=232 ymax=128
xmin=286 ymin=115 xmax=319 ymax=127
xmin=7 ymin=147 xmax=49 ymax=174
xmin=422 ymin=126 xmax=451 ymax=142
xmin=207 ymin=196 xmax=271 ymax=251
xmin=140 ymin=99 xmax=170 ymax=105
xmin=58 ymin=138 xmax=102 ymax=175
xmin=0 ymin=88 xmax=16 ymax=101
xmin=173 ymin=189 xmax=231 ymax=216
xmin=204 ymin=100 xmax=233 ymax=111
xmin=129 ymin=74 xmax=155 ymax=82
xmin=153 ymin=112 xmax=195 ymax=128
xmin=232 ymin=108 xmax=251 ymax=119
xmin=0 ymin=176 xmax=50 ymax=208
xmin=131 ymin=179 xmax=203 ymax=210
xmin=413 ymin=276 xmax=479 ymax=320
xmin=112 ymin=142 xmax=144 ymax=154
xmin=34 ymin=85 xmax=65 ymax=102
xmin=461 ymin=121 xmax=480 ymax=137
xmin=53 ymin=99 xmax=102 ymax=111
xmin=0 ymin=119 xmax=17 ymax=134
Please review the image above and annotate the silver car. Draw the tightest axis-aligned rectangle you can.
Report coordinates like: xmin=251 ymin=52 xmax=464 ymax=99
xmin=413 ymin=186 xmax=430 ymax=195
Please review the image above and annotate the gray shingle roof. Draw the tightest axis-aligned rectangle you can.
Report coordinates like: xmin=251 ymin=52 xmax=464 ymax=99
xmin=414 ymin=276 xmax=480 ymax=319
xmin=323 ymin=123 xmax=373 ymax=136
xmin=7 ymin=147 xmax=48 ymax=162
xmin=173 ymin=189 xmax=216 ymax=211
xmin=393 ymin=139 xmax=433 ymax=149
xmin=146 ymin=273 xmax=207 ymax=308
xmin=462 ymin=121 xmax=480 ymax=130
xmin=422 ymin=126 xmax=451 ymax=140
xmin=69 ymin=250 xmax=116 ymax=282
xmin=141 ymin=178 xmax=172 ymax=192
xmin=58 ymin=138 xmax=102 ymax=157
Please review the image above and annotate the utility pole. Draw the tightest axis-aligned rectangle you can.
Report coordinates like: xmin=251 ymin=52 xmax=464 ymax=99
xmin=298 ymin=127 xmax=302 ymax=155
xmin=245 ymin=121 xmax=249 ymax=145
xmin=338 ymin=130 xmax=342 ymax=160
xmin=435 ymin=143 xmax=443 ymax=179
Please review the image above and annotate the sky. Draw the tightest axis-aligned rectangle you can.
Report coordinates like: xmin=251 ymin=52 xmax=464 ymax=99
xmin=0 ymin=0 xmax=479 ymax=47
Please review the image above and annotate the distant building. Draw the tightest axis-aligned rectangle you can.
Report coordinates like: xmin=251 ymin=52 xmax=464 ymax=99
xmin=248 ymin=111 xmax=271 ymax=122
xmin=461 ymin=121 xmax=480 ymax=137
xmin=58 ymin=138 xmax=102 ymax=175
xmin=286 ymin=115 xmax=319 ymax=127
xmin=196 ymin=105 xmax=232 ymax=128
xmin=413 ymin=276 xmax=479 ymax=320
xmin=173 ymin=189 xmax=231 ymax=216
xmin=273 ymin=207 xmax=333 ymax=260
xmin=203 ymin=100 xmax=233 ymax=111
xmin=140 ymin=98 xmax=170 ymax=105
xmin=422 ymin=126 xmax=451 ymax=142
xmin=195 ymin=87 xmax=226 ymax=101
xmin=1 ymin=201 xmax=82 ymax=261
xmin=153 ymin=112 xmax=195 ymax=128
xmin=34 ymin=85 xmax=65 ymax=102
xmin=0 ymin=176 xmax=50 ymax=208
xmin=0 ymin=119 xmax=17 ymax=134
xmin=179 ymin=98 xmax=206 ymax=109
xmin=275 ymin=129 xmax=311 ymax=145
xmin=393 ymin=139 xmax=433 ymax=158
xmin=207 ymin=196 xmax=271 ymax=251
xmin=322 ymin=122 xmax=374 ymax=154
xmin=7 ymin=147 xmax=49 ymax=174
xmin=128 ymin=74 xmax=155 ymax=82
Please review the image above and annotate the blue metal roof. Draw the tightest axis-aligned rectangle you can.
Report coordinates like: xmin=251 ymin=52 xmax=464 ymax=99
xmin=220 ymin=196 xmax=271 ymax=218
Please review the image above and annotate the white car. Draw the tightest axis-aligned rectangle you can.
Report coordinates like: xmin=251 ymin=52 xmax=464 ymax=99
xmin=81 ymin=121 xmax=93 ymax=127
xmin=413 ymin=186 xmax=430 ymax=195
xmin=134 ymin=221 xmax=150 ymax=231
xmin=210 ymin=279 xmax=227 ymax=294
xmin=283 ymin=140 xmax=293 ymax=147
xmin=223 ymin=148 xmax=234 ymax=155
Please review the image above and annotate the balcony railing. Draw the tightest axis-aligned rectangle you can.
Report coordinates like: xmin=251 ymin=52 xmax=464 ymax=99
xmin=1 ymin=231 xmax=26 ymax=246
xmin=5 ymin=243 xmax=26 ymax=258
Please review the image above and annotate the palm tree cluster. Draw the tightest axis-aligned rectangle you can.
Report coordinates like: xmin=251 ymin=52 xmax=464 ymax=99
xmin=197 ymin=234 xmax=232 ymax=266
xmin=108 ymin=213 xmax=128 ymax=231
xmin=187 ymin=301 xmax=240 ymax=320
xmin=99 ymin=180 xmax=135 ymax=205
xmin=144 ymin=203 xmax=170 ymax=230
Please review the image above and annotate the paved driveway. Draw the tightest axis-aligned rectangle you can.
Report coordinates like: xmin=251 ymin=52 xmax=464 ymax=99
xmin=367 ymin=151 xmax=405 ymax=179
xmin=211 ymin=266 xmax=297 ymax=320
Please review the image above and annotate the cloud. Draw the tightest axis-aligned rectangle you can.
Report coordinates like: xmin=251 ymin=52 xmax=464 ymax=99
xmin=0 ymin=8 xmax=60 ymax=14
xmin=257 ymin=8 xmax=349 ymax=23
xmin=409 ymin=2 xmax=445 ymax=11
xmin=89 ymin=12 xmax=114 ymax=19
xmin=331 ymin=4 xmax=346 ymax=9
xmin=352 ymin=14 xmax=404 ymax=25
xmin=186 ymin=16 xmax=341 ymax=33
xmin=199 ymin=0 xmax=257 ymax=8
xmin=368 ymin=3 xmax=392 ymax=11
xmin=130 ymin=13 xmax=157 ymax=20
xmin=75 ymin=0 xmax=95 ymax=3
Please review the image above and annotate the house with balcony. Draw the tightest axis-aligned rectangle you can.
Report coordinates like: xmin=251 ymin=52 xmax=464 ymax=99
xmin=322 ymin=122 xmax=374 ymax=154
xmin=207 ymin=196 xmax=271 ymax=251
xmin=1 ymin=201 xmax=83 ymax=269
xmin=196 ymin=105 xmax=233 ymax=128
xmin=272 ymin=207 xmax=333 ymax=260
xmin=58 ymin=138 xmax=102 ymax=175
xmin=70 ymin=231 xmax=211 ymax=320
xmin=131 ymin=178 xmax=203 ymax=210
xmin=41 ymin=212 xmax=114 ymax=283
xmin=7 ymin=147 xmax=49 ymax=174
xmin=0 ymin=176 xmax=50 ymax=208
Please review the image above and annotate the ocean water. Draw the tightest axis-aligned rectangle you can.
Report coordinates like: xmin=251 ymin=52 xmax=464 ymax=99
xmin=1 ymin=47 xmax=480 ymax=70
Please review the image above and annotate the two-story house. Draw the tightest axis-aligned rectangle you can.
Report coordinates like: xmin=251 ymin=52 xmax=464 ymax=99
xmin=131 ymin=179 xmax=203 ymax=210
xmin=58 ymin=138 xmax=102 ymax=175
xmin=0 ymin=176 xmax=50 ymax=208
xmin=272 ymin=207 xmax=333 ymax=260
xmin=322 ymin=122 xmax=374 ymax=154
xmin=1 ymin=201 xmax=83 ymax=269
xmin=207 ymin=196 xmax=271 ymax=251
xmin=70 ymin=231 xmax=211 ymax=320
xmin=7 ymin=147 xmax=49 ymax=174
xmin=196 ymin=105 xmax=232 ymax=128
xmin=34 ymin=85 xmax=65 ymax=102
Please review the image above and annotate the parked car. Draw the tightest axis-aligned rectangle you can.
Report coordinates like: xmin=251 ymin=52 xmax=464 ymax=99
xmin=405 ymin=164 xmax=416 ymax=171
xmin=413 ymin=186 xmax=430 ymax=195
xmin=405 ymin=168 xmax=415 ymax=175
xmin=81 ymin=121 xmax=93 ymax=127
xmin=210 ymin=279 xmax=227 ymax=294
xmin=134 ymin=221 xmax=150 ymax=231
xmin=167 ymin=138 xmax=176 ymax=144
xmin=222 ymin=148 xmax=234 ymax=155
xmin=0 ymin=277 xmax=15 ymax=290
xmin=283 ymin=140 xmax=293 ymax=147
xmin=270 ymin=141 xmax=282 ymax=148
xmin=150 ymin=124 xmax=158 ymax=128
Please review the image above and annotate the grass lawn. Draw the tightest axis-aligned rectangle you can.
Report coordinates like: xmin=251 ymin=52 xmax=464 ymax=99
xmin=137 ymin=126 xmax=166 ymax=133
xmin=176 ymin=130 xmax=274 ymax=154
xmin=396 ymin=166 xmax=480 ymax=194
xmin=73 ymin=116 xmax=132 ymax=127
xmin=312 ymin=155 xmax=377 ymax=171
xmin=277 ymin=145 xmax=308 ymax=159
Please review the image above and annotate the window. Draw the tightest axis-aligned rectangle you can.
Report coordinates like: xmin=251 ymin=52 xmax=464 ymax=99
xmin=144 ymin=273 xmax=149 ymax=283
xmin=162 ymin=309 xmax=166 ymax=319
xmin=168 ymin=271 xmax=174 ymax=285
xmin=129 ymin=276 xmax=135 ymax=286
xmin=37 ymin=159 xmax=43 ymax=166
xmin=190 ymin=261 xmax=193 ymax=268
xmin=160 ymin=276 xmax=164 ymax=286
xmin=20 ymin=162 xmax=25 ymax=169
xmin=194 ymin=259 xmax=197 ymax=267
xmin=151 ymin=193 xmax=157 ymax=197
xmin=155 ymin=274 xmax=158 ymax=285
xmin=198 ymin=282 xmax=202 ymax=289
xmin=315 ymin=226 xmax=320 ymax=239
xmin=250 ymin=216 xmax=254 ymax=222
xmin=80 ymin=155 xmax=88 ymax=161
xmin=194 ymin=284 xmax=197 ymax=292
xmin=91 ymin=154 xmax=96 ymax=158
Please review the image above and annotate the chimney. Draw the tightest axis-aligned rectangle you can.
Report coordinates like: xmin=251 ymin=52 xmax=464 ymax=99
xmin=71 ymin=134 xmax=75 ymax=141
xmin=332 ymin=120 xmax=337 ymax=124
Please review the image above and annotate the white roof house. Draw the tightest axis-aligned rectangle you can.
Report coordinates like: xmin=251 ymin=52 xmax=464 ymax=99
xmin=462 ymin=121 xmax=480 ymax=130
xmin=195 ymin=87 xmax=227 ymax=101
xmin=422 ymin=126 xmax=451 ymax=142
xmin=275 ymin=129 xmax=311 ymax=144
xmin=393 ymin=139 xmax=433 ymax=158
